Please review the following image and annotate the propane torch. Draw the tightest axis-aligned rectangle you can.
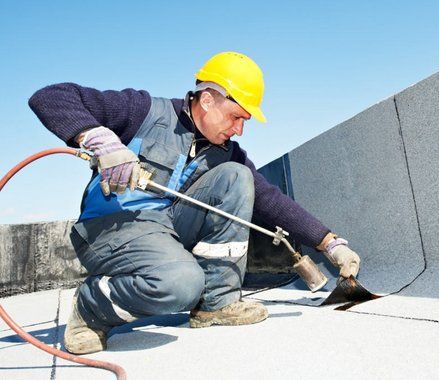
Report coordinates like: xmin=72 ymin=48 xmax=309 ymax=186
xmin=136 ymin=166 xmax=328 ymax=292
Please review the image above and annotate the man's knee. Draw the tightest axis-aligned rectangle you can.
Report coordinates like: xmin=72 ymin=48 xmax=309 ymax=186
xmin=215 ymin=162 xmax=255 ymax=200
xmin=137 ymin=261 xmax=205 ymax=314
xmin=168 ymin=262 xmax=205 ymax=310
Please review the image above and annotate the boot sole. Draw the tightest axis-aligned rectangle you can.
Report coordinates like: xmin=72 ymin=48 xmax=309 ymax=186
xmin=190 ymin=310 xmax=268 ymax=328
xmin=64 ymin=338 xmax=107 ymax=355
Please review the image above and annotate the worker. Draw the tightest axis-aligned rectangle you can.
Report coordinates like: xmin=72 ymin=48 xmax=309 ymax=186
xmin=29 ymin=51 xmax=360 ymax=355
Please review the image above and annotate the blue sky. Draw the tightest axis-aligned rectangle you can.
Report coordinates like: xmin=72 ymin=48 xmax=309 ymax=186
xmin=1 ymin=0 xmax=439 ymax=224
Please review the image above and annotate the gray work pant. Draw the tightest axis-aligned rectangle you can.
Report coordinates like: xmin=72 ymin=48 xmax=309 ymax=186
xmin=70 ymin=162 xmax=255 ymax=330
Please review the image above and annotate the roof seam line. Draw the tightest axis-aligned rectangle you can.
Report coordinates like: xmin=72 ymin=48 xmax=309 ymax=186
xmin=50 ymin=289 xmax=61 ymax=380
xmin=346 ymin=309 xmax=438 ymax=324
xmin=389 ymin=96 xmax=428 ymax=295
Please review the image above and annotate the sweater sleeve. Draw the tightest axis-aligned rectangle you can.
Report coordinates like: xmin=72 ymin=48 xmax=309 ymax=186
xmin=28 ymin=82 xmax=151 ymax=146
xmin=231 ymin=143 xmax=330 ymax=248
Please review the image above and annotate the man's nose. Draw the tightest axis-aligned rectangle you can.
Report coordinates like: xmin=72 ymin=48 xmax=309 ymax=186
xmin=233 ymin=121 xmax=244 ymax=136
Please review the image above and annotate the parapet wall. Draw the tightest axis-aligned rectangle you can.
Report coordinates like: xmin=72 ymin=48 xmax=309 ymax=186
xmin=0 ymin=221 xmax=86 ymax=297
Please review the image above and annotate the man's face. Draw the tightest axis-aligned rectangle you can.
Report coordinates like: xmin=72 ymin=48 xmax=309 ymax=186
xmin=197 ymin=92 xmax=251 ymax=145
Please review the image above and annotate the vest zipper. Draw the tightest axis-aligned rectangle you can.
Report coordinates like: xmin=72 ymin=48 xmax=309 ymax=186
xmin=189 ymin=138 xmax=197 ymax=158
xmin=185 ymin=142 xmax=211 ymax=168
xmin=188 ymin=137 xmax=209 ymax=159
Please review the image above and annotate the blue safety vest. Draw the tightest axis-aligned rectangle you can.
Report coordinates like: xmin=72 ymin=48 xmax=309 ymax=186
xmin=79 ymin=97 xmax=234 ymax=221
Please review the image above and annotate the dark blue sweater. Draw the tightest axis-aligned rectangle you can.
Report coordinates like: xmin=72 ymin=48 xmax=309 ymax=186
xmin=28 ymin=83 xmax=330 ymax=247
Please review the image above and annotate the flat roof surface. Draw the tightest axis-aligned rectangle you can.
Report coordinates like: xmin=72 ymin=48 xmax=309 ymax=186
xmin=1 ymin=285 xmax=438 ymax=380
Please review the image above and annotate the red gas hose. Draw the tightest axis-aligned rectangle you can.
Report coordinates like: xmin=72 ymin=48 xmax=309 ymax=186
xmin=0 ymin=147 xmax=127 ymax=380
xmin=0 ymin=147 xmax=87 ymax=190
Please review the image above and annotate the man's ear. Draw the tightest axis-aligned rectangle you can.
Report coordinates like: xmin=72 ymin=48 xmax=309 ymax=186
xmin=199 ymin=91 xmax=215 ymax=112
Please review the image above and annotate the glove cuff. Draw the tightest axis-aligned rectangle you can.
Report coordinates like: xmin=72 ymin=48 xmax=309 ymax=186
xmin=79 ymin=126 xmax=104 ymax=149
xmin=323 ymin=238 xmax=348 ymax=265
xmin=98 ymin=150 xmax=139 ymax=169
xmin=80 ymin=126 xmax=121 ymax=152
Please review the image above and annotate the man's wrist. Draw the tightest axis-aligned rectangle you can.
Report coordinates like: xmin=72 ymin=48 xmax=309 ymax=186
xmin=316 ymin=232 xmax=338 ymax=251
xmin=75 ymin=126 xmax=103 ymax=147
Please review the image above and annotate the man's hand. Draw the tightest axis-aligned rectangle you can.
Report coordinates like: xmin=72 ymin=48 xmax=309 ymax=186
xmin=323 ymin=238 xmax=360 ymax=279
xmin=79 ymin=126 xmax=140 ymax=195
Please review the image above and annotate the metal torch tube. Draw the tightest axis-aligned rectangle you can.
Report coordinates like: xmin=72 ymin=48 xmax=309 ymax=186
xmin=148 ymin=181 xmax=328 ymax=291
xmin=148 ymin=181 xmax=286 ymax=244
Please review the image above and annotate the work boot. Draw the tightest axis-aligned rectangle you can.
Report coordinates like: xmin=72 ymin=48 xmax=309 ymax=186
xmin=64 ymin=294 xmax=108 ymax=355
xmin=189 ymin=300 xmax=268 ymax=328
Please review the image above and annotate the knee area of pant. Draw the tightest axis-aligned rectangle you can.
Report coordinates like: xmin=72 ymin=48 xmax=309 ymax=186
xmin=156 ymin=262 xmax=205 ymax=309
xmin=216 ymin=163 xmax=254 ymax=197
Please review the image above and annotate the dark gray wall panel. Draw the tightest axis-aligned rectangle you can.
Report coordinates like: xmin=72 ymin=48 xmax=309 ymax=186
xmin=257 ymin=154 xmax=294 ymax=198
xmin=287 ymin=97 xmax=424 ymax=294
xmin=248 ymin=156 xmax=295 ymax=274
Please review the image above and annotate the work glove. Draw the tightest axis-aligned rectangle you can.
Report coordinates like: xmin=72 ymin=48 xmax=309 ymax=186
xmin=80 ymin=126 xmax=140 ymax=195
xmin=323 ymin=238 xmax=361 ymax=279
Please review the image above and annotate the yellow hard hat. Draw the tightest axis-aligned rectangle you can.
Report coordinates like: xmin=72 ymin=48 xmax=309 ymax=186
xmin=195 ymin=51 xmax=266 ymax=123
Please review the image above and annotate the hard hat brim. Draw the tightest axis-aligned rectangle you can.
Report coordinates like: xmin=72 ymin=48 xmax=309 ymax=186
xmin=243 ymin=104 xmax=267 ymax=123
